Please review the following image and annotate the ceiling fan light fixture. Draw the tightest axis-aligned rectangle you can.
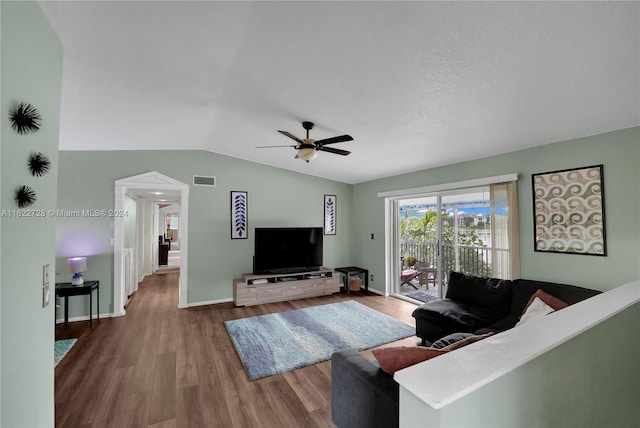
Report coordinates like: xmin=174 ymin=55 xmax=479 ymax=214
xmin=264 ymin=121 xmax=353 ymax=162
xmin=298 ymin=147 xmax=318 ymax=162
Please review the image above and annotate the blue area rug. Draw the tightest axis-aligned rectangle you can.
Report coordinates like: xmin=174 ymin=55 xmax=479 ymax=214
xmin=54 ymin=338 xmax=77 ymax=367
xmin=225 ymin=300 xmax=414 ymax=380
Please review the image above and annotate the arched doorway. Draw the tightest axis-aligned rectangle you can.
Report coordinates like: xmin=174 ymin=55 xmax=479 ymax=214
xmin=113 ymin=171 xmax=189 ymax=315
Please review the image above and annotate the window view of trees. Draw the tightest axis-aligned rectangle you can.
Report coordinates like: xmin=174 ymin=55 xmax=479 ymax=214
xmin=400 ymin=205 xmax=493 ymax=278
xmin=396 ymin=183 xmax=515 ymax=299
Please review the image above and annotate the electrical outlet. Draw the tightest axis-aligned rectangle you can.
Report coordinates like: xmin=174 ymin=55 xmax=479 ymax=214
xmin=370 ymin=274 xmax=374 ymax=282
xmin=371 ymin=233 xmax=374 ymax=239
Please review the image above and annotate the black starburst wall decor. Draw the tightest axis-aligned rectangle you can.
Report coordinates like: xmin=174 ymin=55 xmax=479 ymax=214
xmin=14 ymin=185 xmax=36 ymax=208
xmin=9 ymin=102 xmax=42 ymax=135
xmin=28 ymin=152 xmax=51 ymax=177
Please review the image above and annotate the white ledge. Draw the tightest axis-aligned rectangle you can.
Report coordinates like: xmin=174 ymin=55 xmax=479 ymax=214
xmin=394 ymin=279 xmax=640 ymax=409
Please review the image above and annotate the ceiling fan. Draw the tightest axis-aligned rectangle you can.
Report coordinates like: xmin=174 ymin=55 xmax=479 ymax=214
xmin=257 ymin=121 xmax=353 ymax=162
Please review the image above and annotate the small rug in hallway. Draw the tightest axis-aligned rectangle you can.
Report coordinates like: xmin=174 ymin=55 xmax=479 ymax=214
xmin=224 ymin=300 xmax=415 ymax=380
xmin=54 ymin=338 xmax=77 ymax=366
xmin=405 ymin=291 xmax=438 ymax=303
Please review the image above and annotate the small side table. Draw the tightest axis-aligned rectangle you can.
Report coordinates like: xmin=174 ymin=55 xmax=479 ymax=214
xmin=334 ymin=266 xmax=369 ymax=295
xmin=55 ymin=281 xmax=100 ymax=328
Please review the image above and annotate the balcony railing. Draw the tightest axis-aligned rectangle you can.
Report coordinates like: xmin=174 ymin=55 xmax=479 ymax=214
xmin=400 ymin=241 xmax=495 ymax=286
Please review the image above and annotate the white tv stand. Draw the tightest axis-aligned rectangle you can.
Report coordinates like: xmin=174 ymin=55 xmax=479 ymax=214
xmin=233 ymin=267 xmax=339 ymax=306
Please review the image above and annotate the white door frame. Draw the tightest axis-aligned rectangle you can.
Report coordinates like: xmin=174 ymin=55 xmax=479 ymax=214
xmin=114 ymin=171 xmax=189 ymax=316
xmin=151 ymin=202 xmax=160 ymax=272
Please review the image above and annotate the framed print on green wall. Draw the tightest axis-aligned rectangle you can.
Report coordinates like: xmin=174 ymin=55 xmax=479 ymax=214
xmin=532 ymin=164 xmax=606 ymax=256
xmin=231 ymin=191 xmax=248 ymax=239
xmin=324 ymin=194 xmax=336 ymax=235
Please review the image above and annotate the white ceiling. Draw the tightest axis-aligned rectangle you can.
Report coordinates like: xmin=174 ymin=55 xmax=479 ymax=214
xmin=39 ymin=1 xmax=639 ymax=185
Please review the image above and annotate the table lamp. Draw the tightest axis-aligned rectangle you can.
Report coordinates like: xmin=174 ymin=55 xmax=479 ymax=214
xmin=67 ymin=256 xmax=87 ymax=285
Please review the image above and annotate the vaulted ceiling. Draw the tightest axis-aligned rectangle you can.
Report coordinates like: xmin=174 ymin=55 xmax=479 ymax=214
xmin=39 ymin=1 xmax=639 ymax=184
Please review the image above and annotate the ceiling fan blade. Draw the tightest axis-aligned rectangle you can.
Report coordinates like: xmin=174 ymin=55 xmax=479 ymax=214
xmin=317 ymin=146 xmax=351 ymax=156
xmin=314 ymin=134 xmax=353 ymax=146
xmin=277 ymin=130 xmax=304 ymax=145
xmin=255 ymin=144 xmax=297 ymax=148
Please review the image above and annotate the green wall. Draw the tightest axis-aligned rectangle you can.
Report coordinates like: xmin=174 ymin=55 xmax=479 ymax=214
xmin=123 ymin=194 xmax=137 ymax=249
xmin=353 ymin=127 xmax=640 ymax=293
xmin=55 ymin=151 xmax=353 ymax=318
xmin=0 ymin=1 xmax=63 ymax=426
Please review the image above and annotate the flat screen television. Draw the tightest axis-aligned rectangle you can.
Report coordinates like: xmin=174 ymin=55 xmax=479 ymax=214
xmin=253 ymin=227 xmax=323 ymax=275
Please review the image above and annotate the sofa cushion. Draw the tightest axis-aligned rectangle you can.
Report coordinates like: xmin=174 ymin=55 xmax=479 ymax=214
xmin=372 ymin=346 xmax=449 ymax=375
xmin=475 ymin=314 xmax=519 ymax=335
xmin=510 ymin=278 xmax=600 ymax=317
xmin=477 ymin=286 xmax=588 ymax=334
xmin=412 ymin=297 xmax=510 ymax=343
xmin=446 ymin=271 xmax=513 ymax=315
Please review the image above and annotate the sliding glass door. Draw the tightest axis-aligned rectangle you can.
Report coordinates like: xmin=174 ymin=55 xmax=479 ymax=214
xmin=397 ymin=196 xmax=441 ymax=301
xmin=391 ymin=182 xmax=518 ymax=303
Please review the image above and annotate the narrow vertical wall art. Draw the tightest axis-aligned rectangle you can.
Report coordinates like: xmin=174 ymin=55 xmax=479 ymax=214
xmin=231 ymin=191 xmax=248 ymax=239
xmin=324 ymin=194 xmax=336 ymax=235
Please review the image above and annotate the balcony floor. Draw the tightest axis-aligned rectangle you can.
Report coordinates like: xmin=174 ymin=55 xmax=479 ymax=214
xmin=399 ymin=279 xmax=439 ymax=303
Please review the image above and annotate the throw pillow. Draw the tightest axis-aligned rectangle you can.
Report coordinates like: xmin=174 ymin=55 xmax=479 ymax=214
xmin=515 ymin=297 xmax=554 ymax=327
xmin=441 ymin=332 xmax=494 ymax=351
xmin=372 ymin=346 xmax=449 ymax=375
xmin=520 ymin=289 xmax=569 ymax=319
xmin=431 ymin=332 xmax=475 ymax=349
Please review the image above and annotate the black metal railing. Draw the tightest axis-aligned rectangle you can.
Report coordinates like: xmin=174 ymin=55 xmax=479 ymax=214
xmin=400 ymin=241 xmax=439 ymax=266
xmin=400 ymin=241 xmax=493 ymax=285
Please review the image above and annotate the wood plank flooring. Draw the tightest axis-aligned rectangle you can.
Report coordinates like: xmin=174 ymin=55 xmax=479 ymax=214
xmin=55 ymin=272 xmax=419 ymax=427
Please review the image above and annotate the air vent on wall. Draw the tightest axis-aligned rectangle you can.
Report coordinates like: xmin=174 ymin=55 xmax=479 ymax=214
xmin=193 ymin=175 xmax=216 ymax=187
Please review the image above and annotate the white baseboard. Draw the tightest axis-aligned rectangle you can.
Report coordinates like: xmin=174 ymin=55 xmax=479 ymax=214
xmin=366 ymin=287 xmax=386 ymax=296
xmin=55 ymin=312 xmax=115 ymax=324
xmin=186 ymin=297 xmax=234 ymax=308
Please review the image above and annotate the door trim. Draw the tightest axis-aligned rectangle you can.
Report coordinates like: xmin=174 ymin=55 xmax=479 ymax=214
xmin=114 ymin=171 xmax=189 ymax=316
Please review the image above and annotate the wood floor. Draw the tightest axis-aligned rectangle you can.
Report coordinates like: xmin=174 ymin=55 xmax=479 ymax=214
xmin=55 ymin=272 xmax=419 ymax=427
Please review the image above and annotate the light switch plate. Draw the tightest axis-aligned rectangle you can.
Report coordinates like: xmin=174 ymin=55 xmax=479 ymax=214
xmin=42 ymin=284 xmax=50 ymax=308
xmin=43 ymin=264 xmax=50 ymax=286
